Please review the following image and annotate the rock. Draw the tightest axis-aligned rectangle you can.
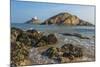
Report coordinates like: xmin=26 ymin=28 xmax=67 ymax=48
xmin=11 ymin=28 xmax=60 ymax=65
xmin=78 ymin=20 xmax=93 ymax=26
xmin=25 ymin=17 xmax=41 ymax=24
xmin=72 ymin=47 xmax=83 ymax=57
xmin=41 ymin=12 xmax=93 ymax=26
xmin=11 ymin=28 xmax=35 ymax=66
xmin=61 ymin=33 xmax=90 ymax=39
xmin=11 ymin=42 xmax=32 ymax=66
xmin=16 ymin=33 xmax=27 ymax=42
xmin=47 ymin=34 xmax=58 ymax=44
xmin=34 ymin=40 xmax=47 ymax=47
xmin=34 ymin=34 xmax=58 ymax=47
xmin=73 ymin=33 xmax=90 ymax=39
xmin=11 ymin=27 xmax=23 ymax=42
xmin=63 ymin=52 xmax=74 ymax=60
xmin=42 ymin=47 xmax=58 ymax=58
xmin=26 ymin=29 xmax=43 ymax=40
xmin=61 ymin=44 xmax=74 ymax=52
xmin=34 ymin=36 xmax=48 ymax=47
xmin=61 ymin=44 xmax=83 ymax=60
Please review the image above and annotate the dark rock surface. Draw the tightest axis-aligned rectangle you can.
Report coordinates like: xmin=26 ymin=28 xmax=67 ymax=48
xmin=61 ymin=33 xmax=90 ymax=39
xmin=42 ymin=43 xmax=83 ymax=63
xmin=11 ymin=27 xmax=58 ymax=66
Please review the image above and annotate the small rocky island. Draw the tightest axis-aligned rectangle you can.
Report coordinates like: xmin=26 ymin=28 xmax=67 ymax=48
xmin=25 ymin=16 xmax=41 ymax=24
xmin=41 ymin=12 xmax=93 ymax=26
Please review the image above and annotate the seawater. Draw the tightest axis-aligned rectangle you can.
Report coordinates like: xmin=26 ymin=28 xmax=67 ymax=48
xmin=11 ymin=23 xmax=95 ymax=37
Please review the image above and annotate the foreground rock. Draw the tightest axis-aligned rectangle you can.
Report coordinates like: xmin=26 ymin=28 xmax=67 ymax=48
xmin=11 ymin=27 xmax=34 ymax=66
xmin=41 ymin=12 xmax=93 ymax=26
xmin=42 ymin=43 xmax=83 ymax=63
xmin=47 ymin=34 xmax=58 ymax=44
xmin=34 ymin=34 xmax=58 ymax=47
xmin=11 ymin=27 xmax=58 ymax=66
xmin=62 ymin=44 xmax=83 ymax=60
xmin=11 ymin=27 xmax=95 ymax=66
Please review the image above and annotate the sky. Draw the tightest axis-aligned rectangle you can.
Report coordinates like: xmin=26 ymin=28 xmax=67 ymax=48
xmin=11 ymin=0 xmax=95 ymax=24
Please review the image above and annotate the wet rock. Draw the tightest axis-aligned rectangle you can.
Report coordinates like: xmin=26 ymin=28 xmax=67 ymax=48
xmin=26 ymin=29 xmax=38 ymax=36
xmin=11 ymin=28 xmax=33 ymax=66
xmin=42 ymin=47 xmax=58 ymax=58
xmin=63 ymin=52 xmax=74 ymax=60
xmin=47 ymin=34 xmax=58 ymax=44
xmin=61 ymin=44 xmax=73 ymax=52
xmin=33 ymin=36 xmax=48 ymax=47
xmin=72 ymin=47 xmax=83 ymax=57
xmin=11 ymin=41 xmax=32 ymax=66
xmin=34 ymin=40 xmax=47 ymax=47
xmin=73 ymin=33 xmax=90 ymax=39
xmin=11 ymin=27 xmax=23 ymax=34
xmin=11 ymin=27 xmax=23 ymax=42
xmin=26 ymin=29 xmax=43 ymax=40
xmin=61 ymin=44 xmax=83 ymax=60
xmin=34 ymin=34 xmax=58 ymax=47
xmin=61 ymin=33 xmax=90 ymax=39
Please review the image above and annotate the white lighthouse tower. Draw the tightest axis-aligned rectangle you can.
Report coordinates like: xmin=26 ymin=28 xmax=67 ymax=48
xmin=34 ymin=16 xmax=38 ymax=20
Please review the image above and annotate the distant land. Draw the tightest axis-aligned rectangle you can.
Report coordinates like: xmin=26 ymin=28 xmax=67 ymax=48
xmin=25 ymin=12 xmax=94 ymax=26
xmin=25 ymin=16 xmax=41 ymax=24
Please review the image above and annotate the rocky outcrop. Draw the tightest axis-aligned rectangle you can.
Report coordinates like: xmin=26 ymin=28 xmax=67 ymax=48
xmin=61 ymin=33 xmax=90 ymax=39
xmin=25 ymin=16 xmax=41 ymax=24
xmin=34 ymin=34 xmax=58 ymax=47
xmin=42 ymin=44 xmax=83 ymax=63
xmin=41 ymin=12 xmax=93 ymax=26
xmin=11 ymin=27 xmax=94 ymax=66
xmin=61 ymin=44 xmax=83 ymax=58
xmin=11 ymin=28 xmax=33 ymax=66
xmin=11 ymin=27 xmax=58 ymax=66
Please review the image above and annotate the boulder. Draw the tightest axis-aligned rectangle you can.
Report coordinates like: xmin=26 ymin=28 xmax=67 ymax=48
xmin=26 ymin=29 xmax=43 ymax=40
xmin=61 ymin=44 xmax=83 ymax=60
xmin=34 ymin=36 xmax=48 ymax=47
xmin=47 ymin=34 xmax=58 ymax=44
xmin=42 ymin=47 xmax=58 ymax=58
xmin=11 ymin=41 xmax=32 ymax=66
xmin=11 ymin=27 xmax=23 ymax=42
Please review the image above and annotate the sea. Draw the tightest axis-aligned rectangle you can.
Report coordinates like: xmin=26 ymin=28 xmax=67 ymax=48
xmin=11 ymin=23 xmax=95 ymax=37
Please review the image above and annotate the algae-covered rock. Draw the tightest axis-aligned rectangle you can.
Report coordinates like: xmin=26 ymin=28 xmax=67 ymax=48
xmin=42 ymin=47 xmax=58 ymax=58
xmin=61 ymin=44 xmax=83 ymax=60
xmin=11 ymin=27 xmax=23 ymax=42
xmin=33 ymin=34 xmax=58 ymax=47
xmin=11 ymin=42 xmax=32 ymax=66
xmin=11 ymin=27 xmax=33 ymax=66
xmin=47 ymin=34 xmax=58 ymax=44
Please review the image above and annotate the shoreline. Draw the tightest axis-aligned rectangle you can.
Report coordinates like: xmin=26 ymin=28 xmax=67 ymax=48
xmin=11 ymin=27 xmax=95 ymax=66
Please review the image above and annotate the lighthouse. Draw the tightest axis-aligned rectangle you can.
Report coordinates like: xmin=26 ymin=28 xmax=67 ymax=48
xmin=32 ymin=16 xmax=38 ymax=20
xmin=26 ymin=16 xmax=40 ymax=24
